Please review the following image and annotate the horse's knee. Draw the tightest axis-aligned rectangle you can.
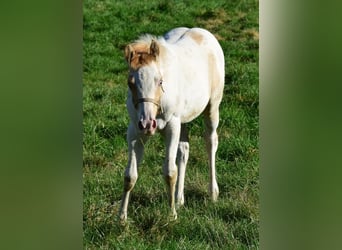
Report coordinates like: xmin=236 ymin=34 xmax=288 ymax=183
xmin=164 ymin=166 xmax=177 ymax=186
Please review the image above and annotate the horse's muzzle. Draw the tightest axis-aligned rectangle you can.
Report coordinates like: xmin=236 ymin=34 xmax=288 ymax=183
xmin=138 ymin=118 xmax=157 ymax=135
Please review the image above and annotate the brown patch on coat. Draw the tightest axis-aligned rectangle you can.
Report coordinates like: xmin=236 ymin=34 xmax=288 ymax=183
xmin=125 ymin=40 xmax=159 ymax=70
xmin=154 ymin=81 xmax=164 ymax=110
xmin=188 ymin=31 xmax=204 ymax=44
xmin=208 ymin=52 xmax=224 ymax=101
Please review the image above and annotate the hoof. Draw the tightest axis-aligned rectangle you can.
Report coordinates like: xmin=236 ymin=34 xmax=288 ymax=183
xmin=169 ymin=210 xmax=178 ymax=221
xmin=119 ymin=212 xmax=127 ymax=225
xmin=176 ymin=196 xmax=184 ymax=209
xmin=209 ymin=184 xmax=219 ymax=202
xmin=211 ymin=192 xmax=219 ymax=202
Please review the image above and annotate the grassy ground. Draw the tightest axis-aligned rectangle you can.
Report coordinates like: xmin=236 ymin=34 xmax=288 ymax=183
xmin=83 ymin=0 xmax=258 ymax=249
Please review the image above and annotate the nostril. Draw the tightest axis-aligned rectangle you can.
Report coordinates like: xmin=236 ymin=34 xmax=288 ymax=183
xmin=138 ymin=119 xmax=156 ymax=131
xmin=151 ymin=119 xmax=157 ymax=129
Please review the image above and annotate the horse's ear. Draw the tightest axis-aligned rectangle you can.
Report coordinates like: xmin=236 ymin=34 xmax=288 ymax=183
xmin=125 ymin=44 xmax=135 ymax=63
xmin=150 ymin=39 xmax=159 ymax=57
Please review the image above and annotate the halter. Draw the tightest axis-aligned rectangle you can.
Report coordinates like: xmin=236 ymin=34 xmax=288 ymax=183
xmin=134 ymin=98 xmax=160 ymax=108
xmin=133 ymin=80 xmax=165 ymax=113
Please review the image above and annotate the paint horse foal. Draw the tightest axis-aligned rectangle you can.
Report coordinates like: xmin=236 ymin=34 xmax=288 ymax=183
xmin=119 ymin=27 xmax=224 ymax=222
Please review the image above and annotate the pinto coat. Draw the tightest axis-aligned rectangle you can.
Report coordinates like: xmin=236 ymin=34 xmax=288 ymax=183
xmin=119 ymin=27 xmax=224 ymax=222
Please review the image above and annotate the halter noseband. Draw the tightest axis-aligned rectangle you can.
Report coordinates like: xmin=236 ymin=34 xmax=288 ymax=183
xmin=134 ymin=98 xmax=160 ymax=108
xmin=133 ymin=82 xmax=165 ymax=113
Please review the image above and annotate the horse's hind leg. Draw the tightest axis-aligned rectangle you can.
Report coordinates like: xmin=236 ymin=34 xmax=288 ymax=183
xmin=176 ymin=124 xmax=189 ymax=207
xmin=204 ymin=101 xmax=220 ymax=201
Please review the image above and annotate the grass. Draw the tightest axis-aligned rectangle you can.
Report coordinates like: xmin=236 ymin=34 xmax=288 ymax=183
xmin=83 ymin=0 xmax=259 ymax=248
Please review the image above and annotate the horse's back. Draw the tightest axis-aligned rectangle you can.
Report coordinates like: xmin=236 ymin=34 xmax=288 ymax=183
xmin=183 ymin=28 xmax=224 ymax=72
xmin=173 ymin=28 xmax=224 ymax=87
xmin=186 ymin=28 xmax=225 ymax=103
xmin=164 ymin=28 xmax=225 ymax=123
xmin=164 ymin=27 xmax=189 ymax=44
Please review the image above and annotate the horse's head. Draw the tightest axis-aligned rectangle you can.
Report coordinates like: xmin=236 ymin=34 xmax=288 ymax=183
xmin=125 ymin=39 xmax=164 ymax=135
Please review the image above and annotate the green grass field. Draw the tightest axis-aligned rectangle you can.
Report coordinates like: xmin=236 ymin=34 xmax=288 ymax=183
xmin=83 ymin=0 xmax=258 ymax=248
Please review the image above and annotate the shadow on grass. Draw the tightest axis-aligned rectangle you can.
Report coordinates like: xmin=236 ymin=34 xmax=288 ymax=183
xmin=184 ymin=184 xmax=208 ymax=204
xmin=130 ymin=191 xmax=165 ymax=208
xmin=216 ymin=203 xmax=251 ymax=223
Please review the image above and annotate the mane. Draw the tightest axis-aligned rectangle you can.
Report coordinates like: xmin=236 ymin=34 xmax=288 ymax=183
xmin=134 ymin=34 xmax=162 ymax=44
xmin=126 ymin=34 xmax=165 ymax=69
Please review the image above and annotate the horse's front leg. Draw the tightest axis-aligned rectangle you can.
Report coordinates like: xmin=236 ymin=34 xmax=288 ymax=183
xmin=162 ymin=116 xmax=181 ymax=220
xmin=119 ymin=123 xmax=147 ymax=223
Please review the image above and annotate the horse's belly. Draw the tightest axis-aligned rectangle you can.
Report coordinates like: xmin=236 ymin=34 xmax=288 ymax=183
xmin=180 ymin=96 xmax=209 ymax=123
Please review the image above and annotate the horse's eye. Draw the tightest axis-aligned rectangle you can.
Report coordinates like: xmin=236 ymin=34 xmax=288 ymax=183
xmin=159 ymin=79 xmax=163 ymax=85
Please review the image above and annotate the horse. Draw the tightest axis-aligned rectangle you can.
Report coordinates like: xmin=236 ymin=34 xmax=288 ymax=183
xmin=119 ymin=27 xmax=225 ymax=222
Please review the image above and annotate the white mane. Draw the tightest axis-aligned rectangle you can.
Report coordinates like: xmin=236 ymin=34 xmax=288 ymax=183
xmin=134 ymin=34 xmax=165 ymax=45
